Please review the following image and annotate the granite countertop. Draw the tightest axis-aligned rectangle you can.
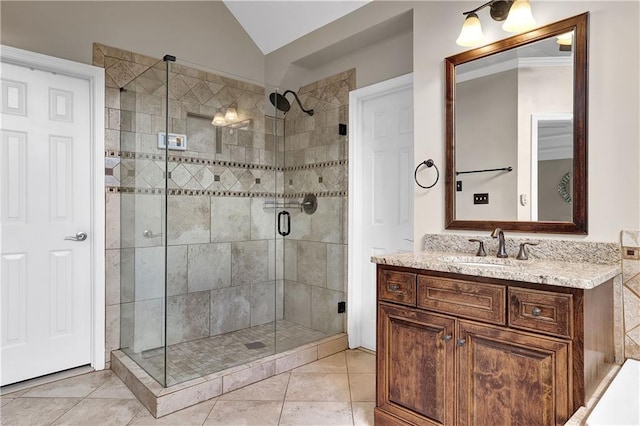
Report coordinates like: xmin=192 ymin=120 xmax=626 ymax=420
xmin=371 ymin=251 xmax=621 ymax=289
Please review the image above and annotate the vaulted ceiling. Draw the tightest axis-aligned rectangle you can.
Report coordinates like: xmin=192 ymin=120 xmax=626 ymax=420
xmin=222 ymin=1 xmax=372 ymax=54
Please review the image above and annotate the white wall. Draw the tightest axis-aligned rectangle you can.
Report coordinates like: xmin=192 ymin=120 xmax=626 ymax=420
xmin=265 ymin=1 xmax=414 ymax=90
xmin=298 ymin=30 xmax=412 ymax=90
xmin=0 ymin=1 xmax=265 ymax=84
xmin=413 ymin=1 xmax=640 ymax=243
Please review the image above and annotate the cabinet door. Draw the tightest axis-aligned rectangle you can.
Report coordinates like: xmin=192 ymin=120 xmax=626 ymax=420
xmin=377 ymin=303 xmax=455 ymax=426
xmin=457 ymin=320 xmax=571 ymax=426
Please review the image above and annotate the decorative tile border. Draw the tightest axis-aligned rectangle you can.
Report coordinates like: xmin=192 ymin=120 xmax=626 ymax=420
xmin=106 ymin=149 xmax=348 ymax=172
xmin=105 ymin=186 xmax=347 ymax=199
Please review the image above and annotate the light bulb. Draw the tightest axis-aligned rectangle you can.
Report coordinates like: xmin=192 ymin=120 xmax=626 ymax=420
xmin=456 ymin=13 xmax=485 ymax=47
xmin=502 ymin=0 xmax=536 ymax=33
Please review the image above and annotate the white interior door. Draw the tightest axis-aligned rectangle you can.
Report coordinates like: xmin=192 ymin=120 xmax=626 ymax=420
xmin=349 ymin=74 xmax=414 ymax=352
xmin=1 ymin=61 xmax=93 ymax=386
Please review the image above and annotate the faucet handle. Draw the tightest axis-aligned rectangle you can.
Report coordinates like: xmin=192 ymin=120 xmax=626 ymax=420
xmin=469 ymin=239 xmax=487 ymax=257
xmin=516 ymin=242 xmax=539 ymax=260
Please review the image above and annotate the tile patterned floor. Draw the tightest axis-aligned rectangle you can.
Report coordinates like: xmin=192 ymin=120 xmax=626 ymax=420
xmin=0 ymin=349 xmax=375 ymax=426
xmin=124 ymin=320 xmax=329 ymax=386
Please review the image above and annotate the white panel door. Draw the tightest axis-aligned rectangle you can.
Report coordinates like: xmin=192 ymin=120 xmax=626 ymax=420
xmin=360 ymin=85 xmax=414 ymax=351
xmin=1 ymin=61 xmax=92 ymax=386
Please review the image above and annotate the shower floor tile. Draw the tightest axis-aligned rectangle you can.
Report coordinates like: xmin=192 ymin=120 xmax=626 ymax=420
xmin=124 ymin=320 xmax=328 ymax=386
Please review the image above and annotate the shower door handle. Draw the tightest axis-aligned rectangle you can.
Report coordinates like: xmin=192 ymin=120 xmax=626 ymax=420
xmin=277 ymin=211 xmax=291 ymax=237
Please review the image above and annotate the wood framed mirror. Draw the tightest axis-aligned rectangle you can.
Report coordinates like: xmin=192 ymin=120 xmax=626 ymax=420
xmin=445 ymin=13 xmax=588 ymax=234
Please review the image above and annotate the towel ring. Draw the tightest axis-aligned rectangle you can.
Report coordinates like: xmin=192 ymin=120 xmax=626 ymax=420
xmin=414 ymin=159 xmax=439 ymax=189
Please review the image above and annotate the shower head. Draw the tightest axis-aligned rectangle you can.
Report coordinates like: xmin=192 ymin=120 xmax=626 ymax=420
xmin=269 ymin=90 xmax=314 ymax=116
xmin=269 ymin=92 xmax=291 ymax=113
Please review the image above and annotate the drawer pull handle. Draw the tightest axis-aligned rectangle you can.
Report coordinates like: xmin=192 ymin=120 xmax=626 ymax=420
xmin=389 ymin=284 xmax=400 ymax=291
xmin=456 ymin=338 xmax=466 ymax=347
xmin=443 ymin=334 xmax=452 ymax=342
xmin=532 ymin=307 xmax=542 ymax=317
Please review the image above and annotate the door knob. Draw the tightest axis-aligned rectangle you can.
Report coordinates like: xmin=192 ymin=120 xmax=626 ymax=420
xmin=64 ymin=231 xmax=87 ymax=241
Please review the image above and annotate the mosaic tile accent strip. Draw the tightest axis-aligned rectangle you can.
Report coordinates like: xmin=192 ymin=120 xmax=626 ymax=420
xmin=621 ymin=229 xmax=640 ymax=360
xmin=105 ymin=186 xmax=347 ymax=199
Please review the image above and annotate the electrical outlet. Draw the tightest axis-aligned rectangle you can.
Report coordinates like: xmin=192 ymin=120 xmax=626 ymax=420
xmin=338 ymin=301 xmax=346 ymax=313
xmin=623 ymin=247 xmax=640 ymax=260
xmin=474 ymin=193 xmax=489 ymax=204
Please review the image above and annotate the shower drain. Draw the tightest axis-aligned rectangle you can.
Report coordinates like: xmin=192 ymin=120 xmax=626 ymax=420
xmin=245 ymin=341 xmax=266 ymax=349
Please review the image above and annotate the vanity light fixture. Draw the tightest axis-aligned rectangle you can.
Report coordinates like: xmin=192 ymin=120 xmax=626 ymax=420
xmin=224 ymin=107 xmax=238 ymax=122
xmin=502 ymin=0 xmax=536 ymax=33
xmin=211 ymin=112 xmax=226 ymax=126
xmin=456 ymin=0 xmax=536 ymax=47
xmin=556 ymin=31 xmax=573 ymax=51
xmin=210 ymin=107 xmax=251 ymax=133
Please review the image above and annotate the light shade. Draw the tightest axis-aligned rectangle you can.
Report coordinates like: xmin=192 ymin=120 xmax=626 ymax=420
xmin=556 ymin=31 xmax=573 ymax=46
xmin=211 ymin=112 xmax=225 ymax=126
xmin=224 ymin=107 xmax=238 ymax=122
xmin=502 ymin=0 xmax=536 ymax=33
xmin=456 ymin=13 xmax=485 ymax=47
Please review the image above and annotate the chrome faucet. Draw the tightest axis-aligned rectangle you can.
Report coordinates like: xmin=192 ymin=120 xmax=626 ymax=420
xmin=491 ymin=228 xmax=508 ymax=258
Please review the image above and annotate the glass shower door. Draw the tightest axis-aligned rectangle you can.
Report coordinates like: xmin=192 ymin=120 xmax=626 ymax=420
xmin=119 ymin=58 xmax=170 ymax=386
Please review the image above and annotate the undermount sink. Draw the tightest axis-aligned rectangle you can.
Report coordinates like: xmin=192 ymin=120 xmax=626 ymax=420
xmin=438 ymin=256 xmax=520 ymax=268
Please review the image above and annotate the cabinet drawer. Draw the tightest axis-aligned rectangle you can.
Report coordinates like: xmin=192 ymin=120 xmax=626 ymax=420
xmin=509 ymin=287 xmax=573 ymax=338
xmin=417 ymin=276 xmax=506 ymax=325
xmin=378 ymin=270 xmax=417 ymax=306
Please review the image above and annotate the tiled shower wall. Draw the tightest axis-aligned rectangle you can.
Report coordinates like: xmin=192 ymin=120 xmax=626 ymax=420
xmin=621 ymin=230 xmax=640 ymax=360
xmin=94 ymin=42 xmax=283 ymax=358
xmin=280 ymin=71 xmax=354 ymax=335
xmin=94 ymin=43 xmax=351 ymax=362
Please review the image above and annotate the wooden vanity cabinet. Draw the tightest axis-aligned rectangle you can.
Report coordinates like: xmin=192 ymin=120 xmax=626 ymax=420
xmin=375 ymin=265 xmax=614 ymax=426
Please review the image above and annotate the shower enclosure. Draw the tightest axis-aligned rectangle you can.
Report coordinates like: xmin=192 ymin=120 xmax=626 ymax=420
xmin=118 ymin=55 xmax=347 ymax=387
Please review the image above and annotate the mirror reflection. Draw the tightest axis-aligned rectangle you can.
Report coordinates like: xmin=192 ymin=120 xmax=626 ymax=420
xmin=455 ymin=34 xmax=574 ymax=222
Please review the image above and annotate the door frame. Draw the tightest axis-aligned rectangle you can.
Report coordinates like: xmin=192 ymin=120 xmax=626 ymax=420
xmin=0 ymin=45 xmax=106 ymax=371
xmin=347 ymin=73 xmax=413 ymax=349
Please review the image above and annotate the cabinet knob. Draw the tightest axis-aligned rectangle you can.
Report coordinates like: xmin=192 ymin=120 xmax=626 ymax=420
xmin=389 ymin=284 xmax=400 ymax=291
xmin=456 ymin=338 xmax=466 ymax=347
xmin=443 ymin=334 xmax=452 ymax=342
xmin=532 ymin=307 xmax=542 ymax=317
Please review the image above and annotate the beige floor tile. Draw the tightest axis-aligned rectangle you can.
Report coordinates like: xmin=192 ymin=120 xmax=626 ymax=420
xmin=52 ymin=398 xmax=144 ymax=425
xmin=285 ymin=373 xmax=350 ymax=402
xmin=346 ymin=350 xmax=375 ymax=374
xmin=352 ymin=401 xmax=375 ymax=426
xmin=128 ymin=398 xmax=216 ymax=425
xmin=279 ymin=401 xmax=353 ymax=426
xmin=87 ymin=373 xmax=137 ymax=399
xmin=349 ymin=374 xmax=375 ymax=402
xmin=0 ymin=396 xmax=15 ymax=407
xmin=0 ymin=397 xmax=81 ymax=425
xmin=204 ymin=400 xmax=283 ymax=425
xmin=219 ymin=372 xmax=290 ymax=401
xmin=291 ymin=352 xmax=347 ymax=374
xmin=0 ymin=388 xmax=29 ymax=398
xmin=21 ymin=370 xmax=112 ymax=398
